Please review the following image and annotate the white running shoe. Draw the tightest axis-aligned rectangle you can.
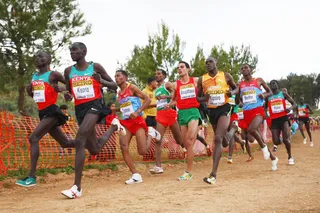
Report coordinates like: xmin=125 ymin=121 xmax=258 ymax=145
xmin=111 ymin=118 xmax=126 ymax=136
xmin=150 ymin=165 xmax=164 ymax=174
xmin=262 ymin=145 xmax=270 ymax=160
xmin=125 ymin=173 xmax=143 ymax=185
xmin=303 ymin=138 xmax=307 ymax=144
xmin=288 ymin=157 xmax=295 ymax=165
xmin=61 ymin=185 xmax=82 ymax=199
xmin=310 ymin=141 xmax=314 ymax=147
xmin=271 ymin=157 xmax=279 ymax=171
xmin=148 ymin=127 xmax=161 ymax=141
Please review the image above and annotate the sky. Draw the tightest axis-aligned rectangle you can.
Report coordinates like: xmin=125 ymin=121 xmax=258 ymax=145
xmin=60 ymin=0 xmax=320 ymax=81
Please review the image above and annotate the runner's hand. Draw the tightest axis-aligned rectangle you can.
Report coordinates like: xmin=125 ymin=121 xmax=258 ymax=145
xmin=156 ymin=95 xmax=166 ymax=100
xmin=226 ymin=90 xmax=232 ymax=97
xmin=92 ymin=72 xmax=102 ymax=83
xmin=258 ymin=93 xmax=265 ymax=99
xmin=64 ymin=92 xmax=73 ymax=101
xmin=52 ymin=84 xmax=62 ymax=92
xmin=129 ymin=112 xmax=139 ymax=119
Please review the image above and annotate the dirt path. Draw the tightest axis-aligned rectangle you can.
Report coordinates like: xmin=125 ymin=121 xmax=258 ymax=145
xmin=1 ymin=132 xmax=320 ymax=213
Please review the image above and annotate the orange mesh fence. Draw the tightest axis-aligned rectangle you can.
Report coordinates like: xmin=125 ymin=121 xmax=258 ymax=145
xmin=0 ymin=110 xmax=277 ymax=175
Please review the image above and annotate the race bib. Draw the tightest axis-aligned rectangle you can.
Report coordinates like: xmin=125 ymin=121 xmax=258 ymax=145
xmin=32 ymin=84 xmax=45 ymax=103
xmin=180 ymin=84 xmax=196 ymax=100
xmin=237 ymin=110 xmax=244 ymax=120
xmin=156 ymin=99 xmax=168 ymax=109
xmin=298 ymin=109 xmax=306 ymax=116
xmin=72 ymin=79 xmax=95 ymax=100
xmin=120 ymin=101 xmax=134 ymax=118
xmin=271 ymin=102 xmax=284 ymax=113
xmin=242 ymin=90 xmax=257 ymax=104
xmin=208 ymin=93 xmax=225 ymax=106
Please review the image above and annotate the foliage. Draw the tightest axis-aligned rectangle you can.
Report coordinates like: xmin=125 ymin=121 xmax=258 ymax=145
xmin=191 ymin=44 xmax=258 ymax=82
xmin=0 ymin=0 xmax=91 ymax=114
xmin=125 ymin=21 xmax=185 ymax=86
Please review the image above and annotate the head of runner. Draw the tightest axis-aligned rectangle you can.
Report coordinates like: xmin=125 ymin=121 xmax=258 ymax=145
xmin=177 ymin=61 xmax=190 ymax=78
xmin=205 ymin=57 xmax=217 ymax=75
xmin=115 ymin=70 xmax=128 ymax=88
xmin=34 ymin=51 xmax=51 ymax=71
xmin=70 ymin=42 xmax=87 ymax=62
xmin=155 ymin=69 xmax=167 ymax=84
xmin=270 ymin=80 xmax=280 ymax=94
xmin=241 ymin=64 xmax=253 ymax=81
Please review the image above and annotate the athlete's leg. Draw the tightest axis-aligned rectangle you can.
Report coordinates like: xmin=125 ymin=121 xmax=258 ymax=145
xmin=281 ymin=121 xmax=292 ymax=159
xmin=181 ymin=119 xmax=198 ymax=173
xmin=298 ymin=120 xmax=306 ymax=139
xmin=305 ymin=121 xmax=313 ymax=142
xmin=210 ymin=116 xmax=229 ymax=178
xmin=28 ymin=117 xmax=61 ymax=177
xmin=73 ymin=113 xmax=100 ymax=190
xmin=154 ymin=122 xmax=167 ymax=167
xmin=135 ymin=128 xmax=153 ymax=155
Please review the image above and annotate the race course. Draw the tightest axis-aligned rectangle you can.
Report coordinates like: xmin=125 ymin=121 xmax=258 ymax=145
xmin=1 ymin=132 xmax=320 ymax=213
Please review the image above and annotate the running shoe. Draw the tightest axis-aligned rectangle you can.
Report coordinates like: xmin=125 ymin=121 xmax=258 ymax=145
xmin=148 ymin=127 xmax=161 ymax=141
xmin=111 ymin=118 xmax=126 ymax=136
xmin=206 ymin=145 xmax=212 ymax=157
xmin=310 ymin=141 xmax=314 ymax=147
xmin=246 ymin=157 xmax=254 ymax=162
xmin=272 ymin=145 xmax=278 ymax=152
xmin=61 ymin=185 xmax=82 ymax=199
xmin=150 ymin=165 xmax=164 ymax=174
xmin=15 ymin=176 xmax=36 ymax=187
xmin=288 ymin=157 xmax=295 ymax=165
xmin=125 ymin=173 xmax=143 ymax=184
xmin=227 ymin=158 xmax=233 ymax=164
xmin=178 ymin=171 xmax=193 ymax=181
xmin=203 ymin=175 xmax=216 ymax=185
xmin=262 ymin=145 xmax=270 ymax=160
xmin=271 ymin=157 xmax=279 ymax=171
xmin=303 ymin=138 xmax=307 ymax=144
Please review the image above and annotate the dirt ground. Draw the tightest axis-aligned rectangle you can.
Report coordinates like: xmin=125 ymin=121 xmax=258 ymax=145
xmin=0 ymin=132 xmax=320 ymax=213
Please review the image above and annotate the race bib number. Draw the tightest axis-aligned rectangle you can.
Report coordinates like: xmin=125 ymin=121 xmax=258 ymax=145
xmin=298 ymin=109 xmax=306 ymax=116
xmin=271 ymin=102 xmax=284 ymax=113
xmin=237 ymin=111 xmax=244 ymax=120
xmin=72 ymin=79 xmax=95 ymax=100
xmin=208 ymin=93 xmax=225 ymax=106
xmin=32 ymin=84 xmax=45 ymax=103
xmin=180 ymin=84 xmax=196 ymax=100
xmin=120 ymin=101 xmax=134 ymax=118
xmin=242 ymin=90 xmax=257 ymax=104
xmin=156 ymin=99 xmax=168 ymax=109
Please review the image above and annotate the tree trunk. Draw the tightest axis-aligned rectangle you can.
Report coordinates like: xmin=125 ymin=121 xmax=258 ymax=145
xmin=18 ymin=85 xmax=27 ymax=116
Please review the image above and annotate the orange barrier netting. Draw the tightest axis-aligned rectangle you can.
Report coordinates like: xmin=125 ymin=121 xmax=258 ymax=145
xmin=0 ymin=110 xmax=279 ymax=175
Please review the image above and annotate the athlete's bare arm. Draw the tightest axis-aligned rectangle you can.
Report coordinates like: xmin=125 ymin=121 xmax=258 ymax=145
xmin=50 ymin=71 xmax=66 ymax=92
xmin=93 ymin=63 xmax=117 ymax=91
xmin=63 ymin=66 xmax=73 ymax=101
xmin=283 ymin=92 xmax=297 ymax=112
xmin=258 ymin=77 xmax=272 ymax=99
xmin=306 ymin=104 xmax=313 ymax=114
xmin=196 ymin=76 xmax=209 ymax=102
xmin=130 ymin=84 xmax=151 ymax=114
xmin=167 ymin=82 xmax=177 ymax=107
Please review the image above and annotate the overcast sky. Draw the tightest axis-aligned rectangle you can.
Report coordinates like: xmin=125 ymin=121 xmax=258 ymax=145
xmin=62 ymin=0 xmax=320 ymax=81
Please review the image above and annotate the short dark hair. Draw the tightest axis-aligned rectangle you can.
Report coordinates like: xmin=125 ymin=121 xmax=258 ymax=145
xmin=270 ymin=79 xmax=280 ymax=87
xmin=157 ymin=69 xmax=167 ymax=78
xmin=147 ymin=76 xmax=156 ymax=84
xmin=73 ymin=42 xmax=87 ymax=50
xmin=106 ymin=102 xmax=114 ymax=108
xmin=179 ymin=61 xmax=190 ymax=69
xmin=60 ymin=104 xmax=68 ymax=110
xmin=116 ymin=70 xmax=128 ymax=78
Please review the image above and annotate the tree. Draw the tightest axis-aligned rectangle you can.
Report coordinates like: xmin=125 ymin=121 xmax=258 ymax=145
xmin=0 ymin=0 xmax=91 ymax=115
xmin=191 ymin=44 xmax=258 ymax=82
xmin=125 ymin=21 xmax=185 ymax=86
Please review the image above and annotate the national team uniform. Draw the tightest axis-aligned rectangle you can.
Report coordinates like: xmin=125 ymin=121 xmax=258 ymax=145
xmin=118 ymin=83 xmax=148 ymax=134
xmin=69 ymin=62 xmax=111 ymax=125
xmin=155 ymin=83 xmax=177 ymax=127
xmin=31 ymin=71 xmax=67 ymax=125
xmin=267 ymin=91 xmax=290 ymax=129
xmin=297 ymin=104 xmax=310 ymax=124
xmin=176 ymin=77 xmax=201 ymax=126
xmin=201 ymin=72 xmax=232 ymax=125
xmin=239 ymin=78 xmax=265 ymax=130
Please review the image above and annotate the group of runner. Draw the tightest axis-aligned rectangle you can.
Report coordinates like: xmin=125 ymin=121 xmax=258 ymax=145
xmin=15 ymin=42 xmax=314 ymax=199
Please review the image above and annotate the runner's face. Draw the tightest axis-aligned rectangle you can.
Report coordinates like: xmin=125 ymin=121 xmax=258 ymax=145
xmin=205 ymin=58 xmax=216 ymax=72
xmin=149 ymin=80 xmax=157 ymax=89
xmin=69 ymin=44 xmax=84 ymax=61
xmin=270 ymin=81 xmax=278 ymax=90
xmin=299 ymin=97 xmax=304 ymax=103
xmin=241 ymin=65 xmax=251 ymax=76
xmin=177 ymin=63 xmax=188 ymax=77
xmin=110 ymin=104 xmax=116 ymax=111
xmin=34 ymin=52 xmax=49 ymax=68
xmin=155 ymin=70 xmax=164 ymax=82
xmin=115 ymin=72 xmax=126 ymax=85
